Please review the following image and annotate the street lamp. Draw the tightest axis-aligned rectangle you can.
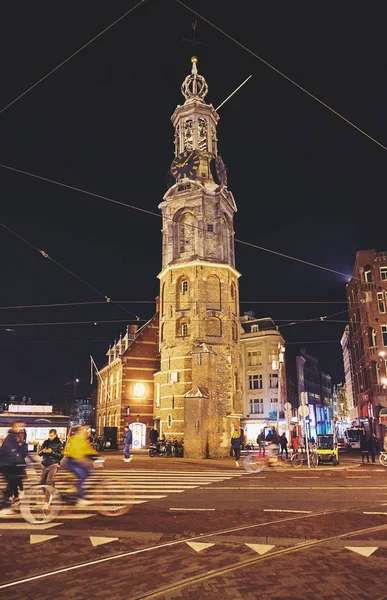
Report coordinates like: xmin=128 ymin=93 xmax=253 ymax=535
xmin=133 ymin=383 xmax=145 ymax=398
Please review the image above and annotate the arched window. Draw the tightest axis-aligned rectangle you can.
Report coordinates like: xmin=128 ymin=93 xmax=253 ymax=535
xmin=161 ymin=282 xmax=165 ymax=317
xmin=155 ymin=382 xmax=160 ymax=408
xmin=369 ymin=327 xmax=377 ymax=347
xmin=230 ymin=281 xmax=237 ymax=314
xmin=177 ymin=317 xmax=190 ymax=337
xmin=176 ymin=276 xmax=190 ymax=311
xmin=206 ymin=275 xmax=221 ymax=310
xmin=178 ymin=212 xmax=196 ymax=256
xmin=160 ymin=323 xmax=165 ymax=343
xmin=220 ymin=215 xmax=230 ymax=262
xmin=232 ymin=322 xmax=238 ymax=342
xmin=167 ymin=414 xmax=172 ymax=428
xmin=206 ymin=317 xmax=221 ymax=337
xmin=198 ymin=117 xmax=207 ymax=151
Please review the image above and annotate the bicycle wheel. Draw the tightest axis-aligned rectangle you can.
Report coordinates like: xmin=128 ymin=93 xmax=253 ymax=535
xmin=310 ymin=453 xmax=318 ymax=468
xmin=291 ymin=453 xmax=303 ymax=468
xmin=93 ymin=479 xmax=134 ymax=516
xmin=20 ymin=485 xmax=62 ymax=524
xmin=243 ymin=454 xmax=265 ymax=473
xmin=379 ymin=453 xmax=387 ymax=467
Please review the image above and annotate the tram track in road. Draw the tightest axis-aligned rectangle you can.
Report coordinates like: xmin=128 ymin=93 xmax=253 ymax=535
xmin=1 ymin=499 xmax=387 ymax=595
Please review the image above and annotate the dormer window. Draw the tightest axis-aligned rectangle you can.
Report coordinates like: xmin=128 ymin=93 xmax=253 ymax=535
xmin=251 ymin=325 xmax=258 ymax=333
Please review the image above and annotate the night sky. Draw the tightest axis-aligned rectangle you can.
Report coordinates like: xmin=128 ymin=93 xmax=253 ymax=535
xmin=1 ymin=1 xmax=386 ymax=403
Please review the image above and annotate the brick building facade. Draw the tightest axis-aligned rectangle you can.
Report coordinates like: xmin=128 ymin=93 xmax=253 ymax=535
xmin=96 ymin=317 xmax=159 ymax=448
xmin=346 ymin=249 xmax=387 ymax=436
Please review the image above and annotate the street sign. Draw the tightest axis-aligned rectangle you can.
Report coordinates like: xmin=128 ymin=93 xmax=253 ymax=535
xmin=284 ymin=402 xmax=292 ymax=412
xmin=298 ymin=405 xmax=310 ymax=418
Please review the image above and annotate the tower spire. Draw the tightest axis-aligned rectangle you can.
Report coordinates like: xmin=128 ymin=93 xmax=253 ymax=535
xmin=181 ymin=56 xmax=208 ymax=102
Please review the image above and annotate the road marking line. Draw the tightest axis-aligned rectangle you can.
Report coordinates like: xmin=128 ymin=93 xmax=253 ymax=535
xmin=292 ymin=477 xmax=319 ymax=479
xmin=169 ymin=508 xmax=215 ymax=511
xmin=346 ymin=476 xmax=371 ymax=479
xmin=90 ymin=536 xmax=119 ymax=547
xmin=363 ymin=512 xmax=387 ymax=515
xmin=263 ymin=509 xmax=312 ymax=514
xmin=30 ymin=535 xmax=58 ymax=545
xmin=0 ymin=523 xmax=62 ymax=530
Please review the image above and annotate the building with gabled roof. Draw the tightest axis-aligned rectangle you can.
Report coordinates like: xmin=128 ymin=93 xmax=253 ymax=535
xmin=96 ymin=314 xmax=159 ymax=449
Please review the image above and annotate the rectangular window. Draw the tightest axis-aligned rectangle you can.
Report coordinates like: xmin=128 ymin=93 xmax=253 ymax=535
xmin=207 ymin=224 xmax=214 ymax=232
xmin=248 ymin=374 xmax=263 ymax=389
xmin=249 ymin=399 xmax=263 ymax=414
xmin=269 ymin=373 xmax=279 ymax=388
xmin=364 ymin=269 xmax=372 ymax=282
xmin=382 ymin=325 xmax=387 ymax=347
xmin=377 ymin=292 xmax=386 ymax=313
xmin=380 ymin=267 xmax=387 ymax=281
xmin=247 ymin=350 xmax=261 ymax=366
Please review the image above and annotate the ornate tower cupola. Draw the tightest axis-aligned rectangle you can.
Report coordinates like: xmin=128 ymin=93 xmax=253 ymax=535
xmin=155 ymin=57 xmax=242 ymax=459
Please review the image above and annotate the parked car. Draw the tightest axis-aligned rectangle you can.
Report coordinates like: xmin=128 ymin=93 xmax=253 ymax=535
xmin=337 ymin=438 xmax=347 ymax=452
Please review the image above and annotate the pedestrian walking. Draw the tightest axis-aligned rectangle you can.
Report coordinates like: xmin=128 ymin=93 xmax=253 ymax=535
xmin=360 ymin=433 xmax=370 ymax=464
xmin=279 ymin=432 xmax=288 ymax=459
xmin=369 ymin=433 xmax=379 ymax=464
xmin=38 ymin=429 xmax=64 ymax=487
xmin=0 ymin=421 xmax=27 ymax=516
xmin=291 ymin=433 xmax=300 ymax=454
xmin=123 ymin=425 xmax=133 ymax=463
xmin=231 ymin=430 xmax=242 ymax=468
xmin=63 ymin=426 xmax=97 ymax=506
xmin=149 ymin=427 xmax=159 ymax=446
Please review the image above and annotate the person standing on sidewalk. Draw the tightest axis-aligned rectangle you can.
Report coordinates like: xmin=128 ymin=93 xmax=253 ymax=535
xmin=369 ymin=433 xmax=379 ymax=464
xmin=279 ymin=433 xmax=288 ymax=459
xmin=38 ymin=429 xmax=63 ymax=487
xmin=0 ymin=421 xmax=27 ymax=515
xmin=231 ymin=430 xmax=242 ymax=468
xmin=123 ymin=426 xmax=132 ymax=463
xmin=257 ymin=429 xmax=266 ymax=457
xmin=361 ymin=433 xmax=370 ymax=464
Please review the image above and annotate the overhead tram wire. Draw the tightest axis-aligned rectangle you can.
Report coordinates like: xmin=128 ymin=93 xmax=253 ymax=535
xmin=176 ymin=0 xmax=387 ymax=154
xmin=0 ymin=299 xmax=351 ymax=310
xmin=0 ymin=162 xmax=357 ymax=282
xmin=0 ymin=222 xmax=140 ymax=320
xmin=0 ymin=1 xmax=147 ymax=116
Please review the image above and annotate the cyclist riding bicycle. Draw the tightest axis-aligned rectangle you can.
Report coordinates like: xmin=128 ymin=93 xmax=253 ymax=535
xmin=63 ymin=426 xmax=97 ymax=507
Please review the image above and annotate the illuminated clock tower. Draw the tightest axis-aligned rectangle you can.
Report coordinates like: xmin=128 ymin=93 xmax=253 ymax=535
xmin=153 ymin=57 xmax=242 ymax=458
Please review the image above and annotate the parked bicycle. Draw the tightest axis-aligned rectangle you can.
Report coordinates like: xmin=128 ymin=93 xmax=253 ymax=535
xmin=291 ymin=446 xmax=318 ymax=468
xmin=19 ymin=457 xmax=134 ymax=524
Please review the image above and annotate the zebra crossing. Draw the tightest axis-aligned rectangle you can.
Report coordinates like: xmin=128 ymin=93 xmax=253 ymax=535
xmin=0 ymin=469 xmax=245 ymax=524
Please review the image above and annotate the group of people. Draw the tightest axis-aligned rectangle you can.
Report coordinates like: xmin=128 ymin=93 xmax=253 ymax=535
xmin=360 ymin=432 xmax=380 ymax=464
xmin=231 ymin=427 xmax=302 ymax=467
xmin=0 ymin=422 xmax=98 ymax=515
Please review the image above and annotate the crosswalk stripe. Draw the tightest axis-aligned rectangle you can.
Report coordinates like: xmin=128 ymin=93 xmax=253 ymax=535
xmin=9 ymin=469 xmax=242 ymax=522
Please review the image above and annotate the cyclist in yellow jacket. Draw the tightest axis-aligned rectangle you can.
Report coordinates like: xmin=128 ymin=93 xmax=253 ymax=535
xmin=64 ymin=426 xmax=97 ymax=506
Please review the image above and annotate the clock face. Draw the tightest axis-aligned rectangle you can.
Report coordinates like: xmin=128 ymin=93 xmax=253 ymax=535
xmin=171 ymin=151 xmax=200 ymax=180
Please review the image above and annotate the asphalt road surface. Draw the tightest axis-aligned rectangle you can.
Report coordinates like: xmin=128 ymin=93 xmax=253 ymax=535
xmin=1 ymin=452 xmax=387 ymax=600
